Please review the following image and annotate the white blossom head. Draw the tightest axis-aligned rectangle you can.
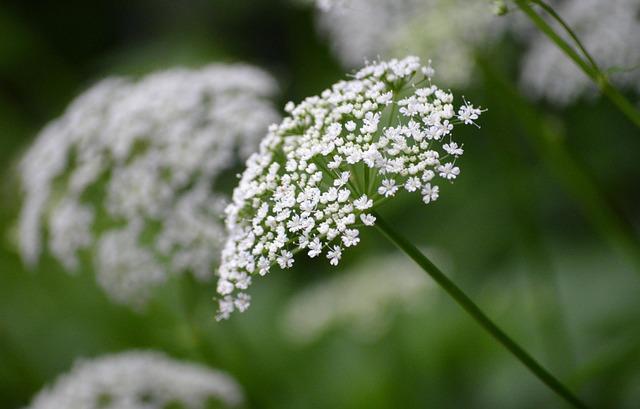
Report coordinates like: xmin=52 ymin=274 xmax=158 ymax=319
xmin=520 ymin=0 xmax=640 ymax=104
xmin=18 ymin=64 xmax=279 ymax=308
xmin=309 ymin=0 xmax=502 ymax=88
xmin=282 ymin=252 xmax=433 ymax=343
xmin=23 ymin=351 xmax=244 ymax=409
xmin=216 ymin=56 xmax=483 ymax=319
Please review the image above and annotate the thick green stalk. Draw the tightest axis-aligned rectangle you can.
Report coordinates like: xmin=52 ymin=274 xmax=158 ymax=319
xmin=513 ymin=0 xmax=640 ymax=129
xmin=373 ymin=213 xmax=589 ymax=409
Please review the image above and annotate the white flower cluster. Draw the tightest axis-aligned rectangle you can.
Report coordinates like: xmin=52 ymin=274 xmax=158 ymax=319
xmin=310 ymin=0 xmax=501 ymax=88
xmin=312 ymin=0 xmax=417 ymax=68
xmin=216 ymin=56 xmax=482 ymax=319
xmin=314 ymin=0 xmax=348 ymax=11
xmin=521 ymin=0 xmax=640 ymax=105
xmin=18 ymin=64 xmax=279 ymax=308
xmin=24 ymin=351 xmax=244 ymax=409
xmin=309 ymin=0 xmax=640 ymax=102
xmin=282 ymin=252 xmax=432 ymax=344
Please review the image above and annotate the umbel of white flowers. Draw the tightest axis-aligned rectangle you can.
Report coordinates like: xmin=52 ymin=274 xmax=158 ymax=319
xmin=18 ymin=64 xmax=279 ymax=308
xmin=23 ymin=351 xmax=244 ymax=409
xmin=216 ymin=56 xmax=482 ymax=320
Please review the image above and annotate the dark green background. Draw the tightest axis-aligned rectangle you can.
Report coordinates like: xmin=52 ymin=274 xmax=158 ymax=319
xmin=1 ymin=1 xmax=639 ymax=408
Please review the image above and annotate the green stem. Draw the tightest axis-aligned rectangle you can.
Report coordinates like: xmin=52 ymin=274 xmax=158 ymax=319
xmin=513 ymin=0 xmax=640 ymax=129
xmin=373 ymin=213 xmax=590 ymax=409
xmin=529 ymin=0 xmax=600 ymax=72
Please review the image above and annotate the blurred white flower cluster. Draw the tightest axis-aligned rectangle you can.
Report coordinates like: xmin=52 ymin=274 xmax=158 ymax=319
xmin=24 ymin=351 xmax=244 ymax=409
xmin=308 ymin=0 xmax=640 ymax=103
xmin=309 ymin=0 xmax=501 ymax=88
xmin=282 ymin=252 xmax=432 ymax=343
xmin=18 ymin=64 xmax=279 ymax=308
xmin=216 ymin=56 xmax=481 ymax=319
xmin=520 ymin=0 xmax=640 ymax=104
xmin=313 ymin=0 xmax=348 ymax=11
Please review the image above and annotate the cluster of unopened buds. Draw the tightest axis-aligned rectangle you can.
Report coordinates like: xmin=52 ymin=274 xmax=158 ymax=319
xmin=216 ymin=56 xmax=483 ymax=319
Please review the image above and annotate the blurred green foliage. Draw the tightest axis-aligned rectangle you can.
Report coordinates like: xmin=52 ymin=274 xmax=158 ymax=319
xmin=1 ymin=1 xmax=639 ymax=408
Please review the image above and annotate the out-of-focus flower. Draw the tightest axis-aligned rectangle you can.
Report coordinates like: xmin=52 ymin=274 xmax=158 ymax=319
xmin=18 ymin=64 xmax=279 ymax=308
xmin=520 ymin=0 xmax=640 ymax=104
xmin=313 ymin=0 xmax=348 ymax=11
xmin=24 ymin=351 xmax=244 ymax=409
xmin=282 ymin=252 xmax=433 ymax=344
xmin=216 ymin=56 xmax=482 ymax=319
xmin=390 ymin=0 xmax=503 ymax=88
xmin=307 ymin=0 xmax=501 ymax=88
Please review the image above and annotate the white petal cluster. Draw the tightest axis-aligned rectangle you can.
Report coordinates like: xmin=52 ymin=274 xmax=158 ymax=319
xmin=310 ymin=0 xmax=502 ymax=88
xmin=18 ymin=64 xmax=279 ymax=308
xmin=216 ymin=56 xmax=482 ymax=319
xmin=314 ymin=0 xmax=348 ymax=11
xmin=520 ymin=0 xmax=640 ymax=105
xmin=282 ymin=252 xmax=432 ymax=343
xmin=24 ymin=351 xmax=244 ymax=409
xmin=312 ymin=0 xmax=417 ymax=68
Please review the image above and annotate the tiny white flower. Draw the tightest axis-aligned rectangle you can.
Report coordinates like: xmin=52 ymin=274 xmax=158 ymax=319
xmin=235 ymin=293 xmax=251 ymax=312
xmin=362 ymin=111 xmax=380 ymax=133
xmin=422 ymin=170 xmax=435 ymax=182
xmin=438 ymin=163 xmax=460 ymax=180
xmin=308 ymin=238 xmax=323 ymax=258
xmin=257 ymin=257 xmax=270 ymax=276
xmin=422 ymin=60 xmax=435 ymax=78
xmin=354 ymin=195 xmax=373 ymax=210
xmin=327 ymin=245 xmax=343 ymax=266
xmin=217 ymin=280 xmax=234 ymax=296
xmin=334 ymin=171 xmax=351 ymax=187
xmin=360 ymin=213 xmax=376 ymax=226
xmin=422 ymin=183 xmax=440 ymax=204
xmin=443 ymin=142 xmax=464 ymax=156
xmin=277 ymin=250 xmax=294 ymax=269
xmin=457 ymin=103 xmax=482 ymax=125
xmin=341 ymin=229 xmax=360 ymax=247
xmin=404 ymin=176 xmax=421 ymax=192
xmin=378 ymin=179 xmax=398 ymax=197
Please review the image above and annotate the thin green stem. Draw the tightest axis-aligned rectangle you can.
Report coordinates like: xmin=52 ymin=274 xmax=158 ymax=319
xmin=373 ymin=213 xmax=590 ymax=409
xmin=529 ymin=0 xmax=600 ymax=72
xmin=513 ymin=0 xmax=640 ymax=129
